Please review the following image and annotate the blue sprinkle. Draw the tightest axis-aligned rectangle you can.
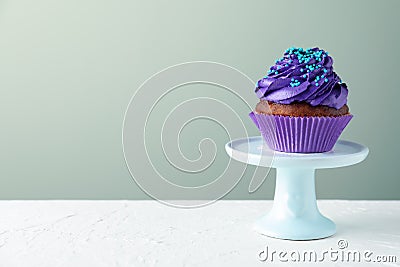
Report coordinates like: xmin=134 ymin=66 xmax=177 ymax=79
xmin=321 ymin=74 xmax=324 ymax=78
xmin=275 ymin=71 xmax=278 ymax=74
xmin=300 ymin=68 xmax=304 ymax=72
xmin=325 ymin=78 xmax=328 ymax=82
xmin=316 ymin=82 xmax=319 ymax=86
xmin=291 ymin=78 xmax=294 ymax=81
xmin=303 ymin=74 xmax=306 ymax=78
xmin=285 ymin=64 xmax=288 ymax=67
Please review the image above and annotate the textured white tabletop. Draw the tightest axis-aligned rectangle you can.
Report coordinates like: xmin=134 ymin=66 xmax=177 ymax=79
xmin=0 ymin=200 xmax=399 ymax=267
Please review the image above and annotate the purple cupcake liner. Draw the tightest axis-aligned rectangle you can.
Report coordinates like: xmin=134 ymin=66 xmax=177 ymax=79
xmin=249 ymin=112 xmax=353 ymax=153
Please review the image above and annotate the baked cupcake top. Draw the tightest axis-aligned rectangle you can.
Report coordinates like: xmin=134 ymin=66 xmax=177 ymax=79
xmin=255 ymin=47 xmax=348 ymax=109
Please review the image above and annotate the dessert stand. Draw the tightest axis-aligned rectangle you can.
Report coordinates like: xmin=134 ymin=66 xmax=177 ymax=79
xmin=225 ymin=136 xmax=369 ymax=240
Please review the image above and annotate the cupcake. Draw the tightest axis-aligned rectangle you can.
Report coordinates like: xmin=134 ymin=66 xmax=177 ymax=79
xmin=249 ymin=47 xmax=352 ymax=153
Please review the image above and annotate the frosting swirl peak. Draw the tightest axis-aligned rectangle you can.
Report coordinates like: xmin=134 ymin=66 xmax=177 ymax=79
xmin=255 ymin=47 xmax=348 ymax=109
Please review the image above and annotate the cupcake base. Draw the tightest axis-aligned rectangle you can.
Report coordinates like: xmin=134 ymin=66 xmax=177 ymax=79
xmin=249 ymin=112 xmax=353 ymax=153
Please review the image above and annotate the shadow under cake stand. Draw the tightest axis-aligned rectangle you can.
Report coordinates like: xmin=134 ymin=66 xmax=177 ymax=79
xmin=225 ymin=137 xmax=369 ymax=240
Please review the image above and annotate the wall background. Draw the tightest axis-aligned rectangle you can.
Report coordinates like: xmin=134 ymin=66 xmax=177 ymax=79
xmin=0 ymin=0 xmax=399 ymax=200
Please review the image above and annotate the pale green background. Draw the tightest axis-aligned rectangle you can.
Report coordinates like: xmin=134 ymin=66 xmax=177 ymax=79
xmin=0 ymin=0 xmax=399 ymax=199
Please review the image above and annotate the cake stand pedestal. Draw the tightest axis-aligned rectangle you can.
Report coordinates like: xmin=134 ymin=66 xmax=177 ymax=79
xmin=225 ymin=137 xmax=369 ymax=240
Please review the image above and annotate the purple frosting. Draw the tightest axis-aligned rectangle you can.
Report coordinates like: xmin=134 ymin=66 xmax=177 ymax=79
xmin=255 ymin=47 xmax=348 ymax=109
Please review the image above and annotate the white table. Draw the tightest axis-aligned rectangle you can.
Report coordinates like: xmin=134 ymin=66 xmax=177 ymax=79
xmin=0 ymin=201 xmax=399 ymax=266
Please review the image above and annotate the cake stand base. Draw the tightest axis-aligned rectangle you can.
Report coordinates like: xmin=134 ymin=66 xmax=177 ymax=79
xmin=225 ymin=137 xmax=369 ymax=240
xmin=254 ymin=168 xmax=335 ymax=240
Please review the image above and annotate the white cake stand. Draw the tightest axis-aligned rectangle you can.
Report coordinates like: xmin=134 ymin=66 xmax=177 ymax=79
xmin=225 ymin=137 xmax=369 ymax=240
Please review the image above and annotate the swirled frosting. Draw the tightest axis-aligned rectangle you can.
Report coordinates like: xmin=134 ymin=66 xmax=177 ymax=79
xmin=255 ymin=47 xmax=348 ymax=109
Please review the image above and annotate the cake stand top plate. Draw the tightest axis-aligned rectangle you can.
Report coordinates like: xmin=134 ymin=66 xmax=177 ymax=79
xmin=225 ymin=136 xmax=369 ymax=169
